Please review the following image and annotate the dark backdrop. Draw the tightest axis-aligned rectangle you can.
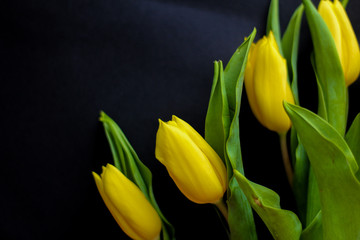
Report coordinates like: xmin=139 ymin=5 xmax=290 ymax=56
xmin=1 ymin=0 xmax=359 ymax=239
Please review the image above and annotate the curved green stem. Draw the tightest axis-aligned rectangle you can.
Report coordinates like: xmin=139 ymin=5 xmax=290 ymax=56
xmin=279 ymin=132 xmax=293 ymax=187
xmin=215 ymin=198 xmax=228 ymax=222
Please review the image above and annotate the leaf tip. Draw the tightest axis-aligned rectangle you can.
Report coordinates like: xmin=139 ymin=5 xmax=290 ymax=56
xmin=99 ymin=110 xmax=107 ymax=122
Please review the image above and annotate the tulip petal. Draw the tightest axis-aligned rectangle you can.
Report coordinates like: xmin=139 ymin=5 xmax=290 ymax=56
xmin=102 ymin=164 xmax=162 ymax=240
xmin=156 ymin=120 xmax=226 ymax=204
xmin=93 ymin=171 xmax=145 ymax=240
xmin=171 ymin=115 xmax=227 ymax=190
xmin=252 ymin=34 xmax=293 ymax=133
xmin=244 ymin=43 xmax=263 ymax=123
xmin=99 ymin=112 xmax=175 ymax=240
xmin=332 ymin=0 xmax=360 ymax=86
xmin=318 ymin=0 xmax=343 ymax=61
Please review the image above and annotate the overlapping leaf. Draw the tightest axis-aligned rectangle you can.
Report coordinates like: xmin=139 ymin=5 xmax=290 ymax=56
xmin=346 ymin=113 xmax=360 ymax=180
xmin=302 ymin=0 xmax=347 ymax=135
xmin=281 ymin=3 xmax=308 ymax=225
xmin=223 ymin=29 xmax=258 ymax=240
xmin=100 ymin=112 xmax=175 ymax=240
xmin=205 ymin=29 xmax=257 ymax=240
xmin=266 ymin=0 xmax=283 ymax=55
xmin=233 ymin=171 xmax=302 ymax=240
xmin=301 ymin=0 xmax=348 ymax=233
xmin=284 ymin=103 xmax=360 ymax=240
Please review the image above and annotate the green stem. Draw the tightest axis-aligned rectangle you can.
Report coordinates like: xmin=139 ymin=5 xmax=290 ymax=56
xmin=215 ymin=199 xmax=228 ymax=222
xmin=279 ymin=132 xmax=293 ymax=187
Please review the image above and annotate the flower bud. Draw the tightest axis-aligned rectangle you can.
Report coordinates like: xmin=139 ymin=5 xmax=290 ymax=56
xmin=318 ymin=0 xmax=360 ymax=86
xmin=155 ymin=115 xmax=227 ymax=204
xmin=92 ymin=164 xmax=161 ymax=240
xmin=244 ymin=31 xmax=295 ymax=133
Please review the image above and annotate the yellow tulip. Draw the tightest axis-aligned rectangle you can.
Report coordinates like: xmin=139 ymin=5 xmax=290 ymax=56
xmin=92 ymin=164 xmax=161 ymax=240
xmin=244 ymin=31 xmax=295 ymax=133
xmin=155 ymin=115 xmax=227 ymax=204
xmin=318 ymin=0 xmax=360 ymax=86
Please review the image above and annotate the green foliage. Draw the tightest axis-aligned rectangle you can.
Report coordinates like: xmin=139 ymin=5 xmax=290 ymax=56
xmin=233 ymin=170 xmax=302 ymax=240
xmin=100 ymin=112 xmax=175 ymax=240
xmin=266 ymin=0 xmax=283 ymax=55
xmin=346 ymin=113 xmax=360 ymax=180
xmin=281 ymin=3 xmax=308 ymax=225
xmin=205 ymin=29 xmax=258 ymax=240
xmin=284 ymin=103 xmax=360 ymax=240
xmin=301 ymin=212 xmax=322 ymax=240
xmin=301 ymin=0 xmax=348 ymax=233
xmin=302 ymin=0 xmax=347 ymax=135
xmin=282 ymin=4 xmax=303 ymax=104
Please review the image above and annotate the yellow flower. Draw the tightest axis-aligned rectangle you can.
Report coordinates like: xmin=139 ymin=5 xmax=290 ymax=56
xmin=318 ymin=0 xmax=360 ymax=86
xmin=244 ymin=31 xmax=295 ymax=133
xmin=92 ymin=164 xmax=161 ymax=240
xmin=155 ymin=115 xmax=227 ymax=204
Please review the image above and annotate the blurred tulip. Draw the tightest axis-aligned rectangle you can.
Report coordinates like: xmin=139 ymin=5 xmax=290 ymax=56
xmin=318 ymin=0 xmax=360 ymax=86
xmin=92 ymin=164 xmax=161 ymax=240
xmin=155 ymin=115 xmax=227 ymax=204
xmin=245 ymin=31 xmax=295 ymax=133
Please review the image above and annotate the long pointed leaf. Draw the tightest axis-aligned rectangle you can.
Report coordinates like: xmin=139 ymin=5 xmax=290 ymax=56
xmin=302 ymin=0 xmax=347 ymax=136
xmin=282 ymin=4 xmax=304 ymax=104
xmin=234 ymin=170 xmax=302 ymax=240
xmin=205 ymin=61 xmax=230 ymax=166
xmin=205 ymin=29 xmax=258 ymax=240
xmin=284 ymin=103 xmax=360 ymax=240
xmin=223 ymin=29 xmax=257 ymax=240
xmin=346 ymin=113 xmax=360 ymax=180
xmin=266 ymin=0 xmax=283 ymax=55
xmin=100 ymin=112 xmax=175 ymax=240
xmin=281 ymin=4 xmax=308 ymax=224
xmin=301 ymin=211 xmax=322 ymax=240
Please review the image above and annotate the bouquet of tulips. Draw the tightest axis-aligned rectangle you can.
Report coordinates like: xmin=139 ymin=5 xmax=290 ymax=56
xmin=92 ymin=0 xmax=360 ymax=239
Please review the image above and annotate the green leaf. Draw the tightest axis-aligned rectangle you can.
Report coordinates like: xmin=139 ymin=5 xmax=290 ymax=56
xmin=302 ymin=0 xmax=348 ymax=232
xmin=292 ymin=139 xmax=309 ymax=225
xmin=205 ymin=61 xmax=230 ymax=167
xmin=233 ymin=170 xmax=302 ymax=240
xmin=305 ymin=168 xmax=321 ymax=226
xmin=281 ymin=4 xmax=308 ymax=224
xmin=284 ymin=103 xmax=360 ymax=240
xmin=342 ymin=0 xmax=349 ymax=8
xmin=282 ymin=4 xmax=304 ymax=104
xmin=301 ymin=211 xmax=322 ymax=240
xmin=346 ymin=113 xmax=360 ymax=180
xmin=304 ymin=54 xmax=324 ymax=228
xmin=223 ymin=29 xmax=258 ymax=240
xmin=266 ymin=0 xmax=283 ymax=55
xmin=100 ymin=112 xmax=175 ymax=240
xmin=223 ymin=28 xmax=256 ymax=175
xmin=205 ymin=29 xmax=258 ymax=240
xmin=310 ymin=54 xmax=327 ymax=120
xmin=302 ymin=0 xmax=347 ymax=136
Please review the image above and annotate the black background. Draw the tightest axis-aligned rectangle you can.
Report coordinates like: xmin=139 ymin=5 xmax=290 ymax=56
xmin=1 ymin=0 xmax=359 ymax=239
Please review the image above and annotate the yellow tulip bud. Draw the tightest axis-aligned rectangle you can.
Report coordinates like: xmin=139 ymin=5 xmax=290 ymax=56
xmin=318 ymin=0 xmax=360 ymax=86
xmin=155 ymin=115 xmax=227 ymax=204
xmin=92 ymin=164 xmax=161 ymax=240
xmin=244 ymin=31 xmax=295 ymax=133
